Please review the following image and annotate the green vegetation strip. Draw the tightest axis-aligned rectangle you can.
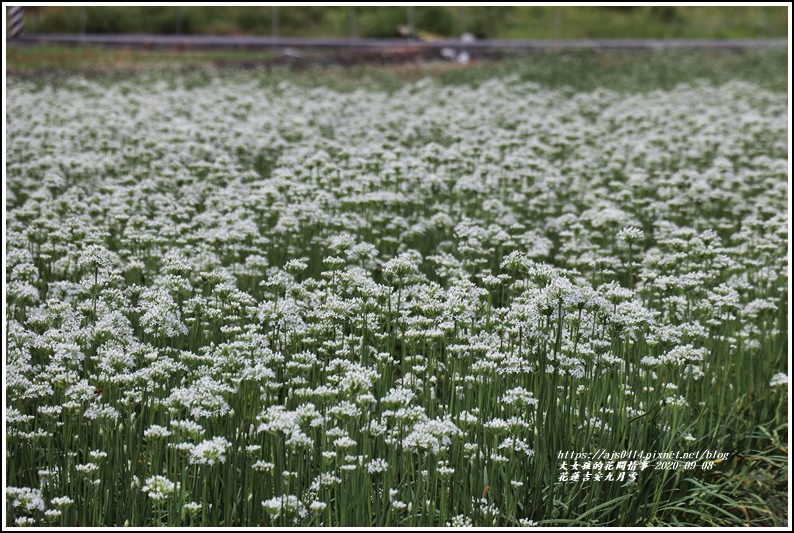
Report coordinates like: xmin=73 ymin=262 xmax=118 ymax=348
xmin=16 ymin=6 xmax=789 ymax=39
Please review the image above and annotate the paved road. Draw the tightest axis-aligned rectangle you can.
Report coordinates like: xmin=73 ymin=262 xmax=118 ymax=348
xmin=8 ymin=34 xmax=787 ymax=51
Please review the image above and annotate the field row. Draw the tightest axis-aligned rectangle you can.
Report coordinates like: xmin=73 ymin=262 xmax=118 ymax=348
xmin=5 ymin=74 xmax=788 ymax=526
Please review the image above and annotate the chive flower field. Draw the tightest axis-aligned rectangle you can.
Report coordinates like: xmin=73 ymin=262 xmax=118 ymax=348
xmin=5 ymin=70 xmax=789 ymax=526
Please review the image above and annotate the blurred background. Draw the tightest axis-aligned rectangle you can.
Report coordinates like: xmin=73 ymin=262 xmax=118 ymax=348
xmin=10 ymin=5 xmax=789 ymax=40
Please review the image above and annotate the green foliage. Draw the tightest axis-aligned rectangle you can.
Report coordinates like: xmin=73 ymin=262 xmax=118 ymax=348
xmin=354 ymin=7 xmax=406 ymax=38
xmin=29 ymin=6 xmax=789 ymax=39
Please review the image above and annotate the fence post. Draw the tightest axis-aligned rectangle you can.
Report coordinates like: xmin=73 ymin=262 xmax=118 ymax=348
xmin=346 ymin=7 xmax=356 ymax=57
xmin=348 ymin=7 xmax=356 ymax=40
xmin=79 ymin=6 xmax=87 ymax=47
xmin=272 ymin=6 xmax=279 ymax=52
xmin=9 ymin=6 xmax=24 ymax=38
